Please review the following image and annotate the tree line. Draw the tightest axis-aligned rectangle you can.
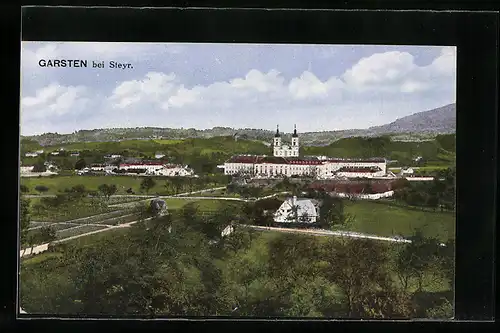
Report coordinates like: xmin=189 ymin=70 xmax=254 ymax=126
xmin=20 ymin=201 xmax=454 ymax=318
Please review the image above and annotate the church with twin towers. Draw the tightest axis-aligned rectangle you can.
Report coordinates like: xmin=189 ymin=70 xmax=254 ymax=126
xmin=273 ymin=124 xmax=300 ymax=158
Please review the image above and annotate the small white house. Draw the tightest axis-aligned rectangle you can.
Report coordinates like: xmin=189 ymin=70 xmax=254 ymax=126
xmin=401 ymin=167 xmax=414 ymax=175
xmin=20 ymin=166 xmax=34 ymax=174
xmin=155 ymin=153 xmax=166 ymax=159
xmin=50 ymin=151 xmax=60 ymax=156
xmin=35 ymin=149 xmax=44 ymax=154
xmin=221 ymin=225 xmax=235 ymax=237
xmin=25 ymin=152 xmax=38 ymax=157
xmin=274 ymin=196 xmax=319 ymax=223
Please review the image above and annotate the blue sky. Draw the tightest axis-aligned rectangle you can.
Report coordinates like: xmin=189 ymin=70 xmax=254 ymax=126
xmin=20 ymin=42 xmax=456 ymax=136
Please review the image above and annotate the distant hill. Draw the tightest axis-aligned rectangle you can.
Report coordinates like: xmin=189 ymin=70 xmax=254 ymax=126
xmin=21 ymin=103 xmax=455 ymax=147
xmin=365 ymin=103 xmax=456 ymax=135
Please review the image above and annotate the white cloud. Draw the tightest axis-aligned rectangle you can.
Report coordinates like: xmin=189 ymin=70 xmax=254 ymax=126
xmin=20 ymin=45 xmax=456 ymax=135
xmin=108 ymin=72 xmax=178 ymax=109
xmin=21 ymin=83 xmax=89 ymax=119
xmin=428 ymin=46 xmax=456 ymax=76
xmin=289 ymin=71 xmax=344 ymax=100
xmin=343 ymin=51 xmax=416 ymax=87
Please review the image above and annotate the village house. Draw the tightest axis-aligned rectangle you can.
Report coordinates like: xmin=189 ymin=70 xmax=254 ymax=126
xmin=155 ymin=152 xmax=166 ymax=159
xmin=274 ymin=196 xmax=319 ymax=223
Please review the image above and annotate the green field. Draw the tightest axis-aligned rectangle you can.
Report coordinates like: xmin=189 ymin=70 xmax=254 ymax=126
xmin=344 ymin=200 xmax=455 ymax=241
xmin=152 ymin=139 xmax=184 ymax=145
xmin=20 ymin=175 xmax=226 ymax=196
xmin=163 ymin=198 xmax=244 ymax=212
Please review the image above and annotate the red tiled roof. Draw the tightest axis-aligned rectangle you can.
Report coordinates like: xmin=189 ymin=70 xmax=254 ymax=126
xmin=325 ymin=158 xmax=386 ymax=163
xmin=227 ymin=155 xmax=385 ymax=165
xmin=120 ymin=162 xmax=164 ymax=166
xmin=336 ymin=166 xmax=382 ymax=173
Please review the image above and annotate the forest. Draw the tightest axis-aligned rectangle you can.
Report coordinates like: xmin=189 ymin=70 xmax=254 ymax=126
xmin=20 ymin=200 xmax=454 ymax=318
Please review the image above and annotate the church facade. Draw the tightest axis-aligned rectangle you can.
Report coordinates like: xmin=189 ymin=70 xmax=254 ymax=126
xmin=220 ymin=125 xmax=387 ymax=179
xmin=273 ymin=125 xmax=300 ymax=157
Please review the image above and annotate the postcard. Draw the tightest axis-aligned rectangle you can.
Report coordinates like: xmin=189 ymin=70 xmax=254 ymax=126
xmin=19 ymin=42 xmax=456 ymax=319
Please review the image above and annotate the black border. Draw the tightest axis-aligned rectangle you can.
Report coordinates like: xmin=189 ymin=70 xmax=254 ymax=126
xmin=3 ymin=5 xmax=498 ymax=332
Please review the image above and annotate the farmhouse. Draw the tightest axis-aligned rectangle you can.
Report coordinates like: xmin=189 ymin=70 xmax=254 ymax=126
xmin=274 ymin=196 xmax=319 ymax=223
xmin=119 ymin=161 xmax=164 ymax=172
xmin=20 ymin=166 xmax=34 ymax=174
xmin=220 ymin=125 xmax=387 ymax=179
xmin=150 ymin=198 xmax=168 ymax=215
xmin=146 ymin=164 xmax=195 ymax=177
xmin=155 ymin=152 xmax=166 ymax=159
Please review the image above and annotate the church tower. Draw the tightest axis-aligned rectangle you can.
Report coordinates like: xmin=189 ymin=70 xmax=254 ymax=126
xmin=291 ymin=124 xmax=299 ymax=157
xmin=273 ymin=125 xmax=282 ymax=157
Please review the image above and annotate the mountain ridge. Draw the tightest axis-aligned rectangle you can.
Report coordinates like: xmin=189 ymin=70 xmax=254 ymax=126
xmin=21 ymin=103 xmax=456 ymax=146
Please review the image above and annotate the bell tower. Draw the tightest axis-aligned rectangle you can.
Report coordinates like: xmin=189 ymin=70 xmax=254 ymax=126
xmin=291 ymin=124 xmax=299 ymax=157
xmin=273 ymin=125 xmax=282 ymax=157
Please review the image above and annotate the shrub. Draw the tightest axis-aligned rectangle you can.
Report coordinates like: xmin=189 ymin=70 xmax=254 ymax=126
xmin=35 ymin=185 xmax=49 ymax=193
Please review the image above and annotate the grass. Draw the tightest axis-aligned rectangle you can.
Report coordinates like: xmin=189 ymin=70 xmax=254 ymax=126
xmin=29 ymin=198 xmax=118 ymax=222
xmin=187 ymin=189 xmax=241 ymax=198
xmin=162 ymin=198 xmax=244 ymax=212
xmin=344 ymin=200 xmax=455 ymax=241
xmin=106 ymin=196 xmax=149 ymax=205
xmin=55 ymin=225 xmax=109 ymax=240
xmin=22 ymin=252 xmax=63 ymax=266
xmin=21 ymin=175 xmax=228 ymax=196
xmin=21 ymin=175 xmax=164 ymax=195
xmin=153 ymin=139 xmax=184 ymax=145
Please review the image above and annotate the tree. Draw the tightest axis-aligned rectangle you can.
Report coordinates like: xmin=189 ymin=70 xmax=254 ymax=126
xmin=35 ymin=185 xmax=49 ymax=194
xmin=321 ymin=238 xmax=391 ymax=317
xmin=170 ymin=177 xmax=184 ymax=195
xmin=140 ymin=177 xmax=156 ymax=194
xmin=38 ymin=226 xmax=57 ymax=243
xmin=60 ymin=158 xmax=75 ymax=171
xmin=20 ymin=198 xmax=31 ymax=247
xmin=98 ymin=184 xmax=117 ymax=200
xmin=65 ymin=184 xmax=87 ymax=200
xmin=396 ymin=229 xmax=443 ymax=292
xmin=75 ymin=158 xmax=87 ymax=170
xmin=20 ymin=185 xmax=29 ymax=193
xmin=32 ymin=159 xmax=47 ymax=172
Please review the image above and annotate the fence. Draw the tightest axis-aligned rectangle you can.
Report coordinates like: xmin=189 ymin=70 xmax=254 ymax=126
xmin=20 ymin=243 xmax=49 ymax=257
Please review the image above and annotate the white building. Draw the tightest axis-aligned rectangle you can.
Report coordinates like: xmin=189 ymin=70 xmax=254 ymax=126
xmin=221 ymin=126 xmax=387 ymax=179
xmin=35 ymin=150 xmax=44 ymax=154
xmin=50 ymin=151 xmax=60 ymax=156
xmin=274 ymin=196 xmax=319 ymax=223
xmin=119 ymin=162 xmax=164 ymax=172
xmin=147 ymin=165 xmax=195 ymax=177
xmin=273 ymin=125 xmax=300 ymax=157
xmin=155 ymin=153 xmax=166 ymax=159
xmin=20 ymin=166 xmax=34 ymax=174
xmin=25 ymin=152 xmax=38 ymax=157
xmin=400 ymin=167 xmax=414 ymax=175
xmin=222 ymin=155 xmax=386 ymax=179
xmin=221 ymin=225 xmax=235 ymax=237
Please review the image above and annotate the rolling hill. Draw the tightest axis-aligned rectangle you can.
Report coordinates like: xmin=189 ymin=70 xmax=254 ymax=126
xmin=21 ymin=103 xmax=456 ymax=147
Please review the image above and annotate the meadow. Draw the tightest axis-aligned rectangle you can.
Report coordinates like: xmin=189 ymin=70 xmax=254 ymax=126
xmin=344 ymin=200 xmax=455 ymax=242
xmin=20 ymin=175 xmax=227 ymax=195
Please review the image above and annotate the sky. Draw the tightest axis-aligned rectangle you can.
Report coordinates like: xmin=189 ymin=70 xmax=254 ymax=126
xmin=20 ymin=42 xmax=456 ymax=136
